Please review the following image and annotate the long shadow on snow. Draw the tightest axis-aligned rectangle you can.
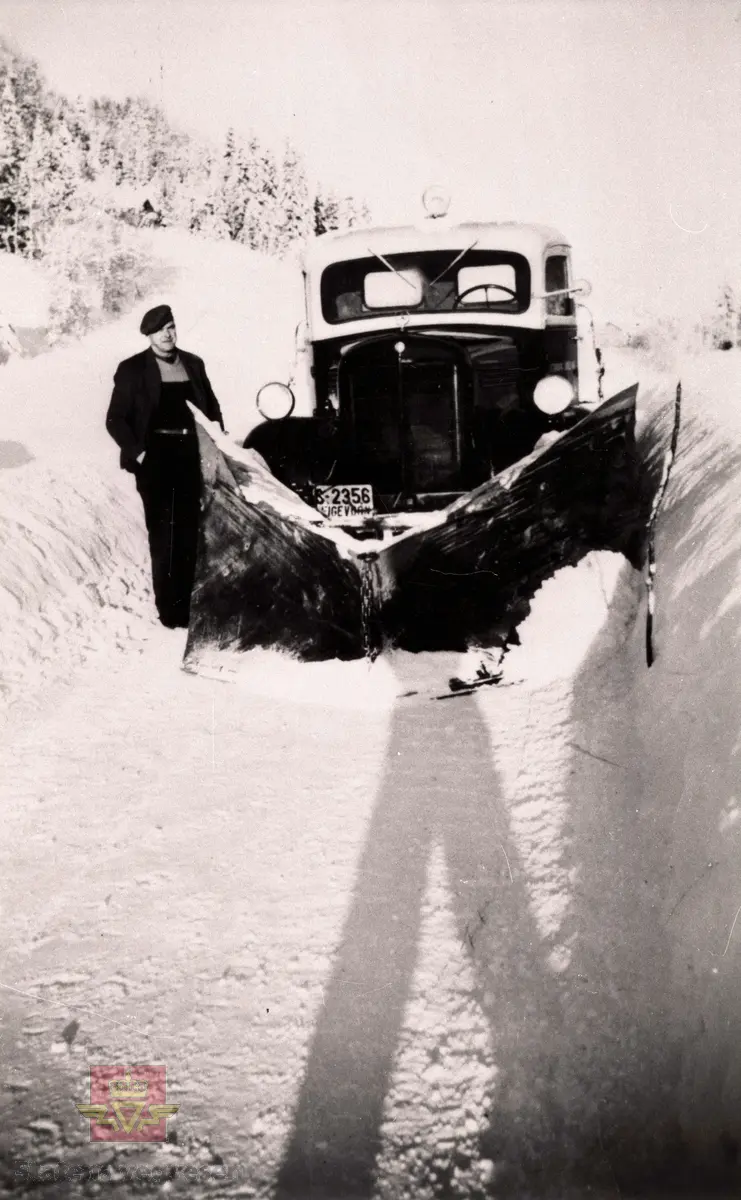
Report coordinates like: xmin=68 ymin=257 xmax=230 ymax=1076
xmin=273 ymin=588 xmax=675 ymax=1199
xmin=274 ymin=672 xmax=568 ymax=1199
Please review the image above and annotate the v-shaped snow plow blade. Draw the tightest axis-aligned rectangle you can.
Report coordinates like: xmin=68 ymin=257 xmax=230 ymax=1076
xmin=183 ymin=386 xmax=643 ymax=672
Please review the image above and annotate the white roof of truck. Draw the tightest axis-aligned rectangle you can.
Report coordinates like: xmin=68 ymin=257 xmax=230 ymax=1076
xmin=303 ymin=220 xmax=570 ymax=273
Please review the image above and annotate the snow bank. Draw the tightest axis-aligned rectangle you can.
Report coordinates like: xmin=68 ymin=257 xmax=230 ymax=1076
xmin=0 ymin=230 xmax=302 ymax=720
xmin=472 ymin=348 xmax=741 ymax=1188
xmin=0 ymin=464 xmax=153 ymax=724
xmin=629 ymin=352 xmax=741 ymax=1179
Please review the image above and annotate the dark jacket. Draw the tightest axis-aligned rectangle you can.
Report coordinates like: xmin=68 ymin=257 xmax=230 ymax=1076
xmin=106 ymin=347 xmax=225 ymax=471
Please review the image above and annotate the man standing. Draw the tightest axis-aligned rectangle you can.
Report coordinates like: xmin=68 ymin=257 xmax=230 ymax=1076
xmin=106 ymin=305 xmax=224 ymax=628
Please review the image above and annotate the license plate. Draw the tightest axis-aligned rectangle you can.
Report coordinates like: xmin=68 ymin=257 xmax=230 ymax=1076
xmin=315 ymin=484 xmax=374 ymax=521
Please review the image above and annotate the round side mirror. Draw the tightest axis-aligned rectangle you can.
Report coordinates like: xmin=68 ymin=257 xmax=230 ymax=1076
xmin=256 ymin=381 xmax=295 ymax=421
xmin=572 ymin=278 xmax=592 ymax=299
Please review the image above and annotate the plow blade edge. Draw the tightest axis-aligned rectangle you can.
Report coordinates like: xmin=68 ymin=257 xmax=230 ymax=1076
xmin=183 ymin=385 xmax=642 ymax=668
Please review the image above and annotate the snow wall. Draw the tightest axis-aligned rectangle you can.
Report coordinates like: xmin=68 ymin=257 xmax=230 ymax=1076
xmin=516 ymin=358 xmax=741 ymax=1192
xmin=2 ymin=228 xmax=741 ymax=1191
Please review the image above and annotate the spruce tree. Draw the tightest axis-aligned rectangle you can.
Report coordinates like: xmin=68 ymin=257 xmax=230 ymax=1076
xmin=21 ymin=105 xmax=86 ymax=254
xmin=0 ymin=71 xmax=28 ymax=251
xmin=208 ymin=128 xmax=251 ymax=242
xmin=0 ymin=36 xmax=373 ymax=275
xmin=241 ymin=137 xmax=279 ymax=253
xmin=273 ymin=140 xmax=311 ymax=254
xmin=313 ymin=189 xmax=340 ymax=235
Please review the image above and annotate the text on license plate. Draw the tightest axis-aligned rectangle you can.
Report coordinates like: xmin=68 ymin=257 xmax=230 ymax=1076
xmin=315 ymin=484 xmax=374 ymax=520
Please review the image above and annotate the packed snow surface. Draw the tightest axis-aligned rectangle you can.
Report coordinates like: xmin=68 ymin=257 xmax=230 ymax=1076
xmin=1 ymin=231 xmax=741 ymax=1197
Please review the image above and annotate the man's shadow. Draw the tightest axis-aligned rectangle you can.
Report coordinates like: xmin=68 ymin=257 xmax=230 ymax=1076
xmin=274 ymin=665 xmax=569 ymax=1199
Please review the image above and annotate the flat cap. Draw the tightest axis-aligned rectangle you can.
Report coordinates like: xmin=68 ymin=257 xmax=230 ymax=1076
xmin=140 ymin=304 xmax=174 ymax=336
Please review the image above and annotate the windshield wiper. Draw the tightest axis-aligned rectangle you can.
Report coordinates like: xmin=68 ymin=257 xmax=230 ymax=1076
xmin=365 ymin=239 xmax=480 ymax=312
xmin=364 ymin=246 xmax=422 ymax=326
xmin=427 ymin=239 xmax=479 ymax=308
xmin=365 ymin=246 xmax=419 ymax=292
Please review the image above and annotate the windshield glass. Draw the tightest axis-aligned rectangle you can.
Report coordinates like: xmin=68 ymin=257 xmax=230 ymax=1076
xmin=363 ymin=267 xmax=424 ymax=308
xmin=320 ymin=250 xmax=531 ymax=324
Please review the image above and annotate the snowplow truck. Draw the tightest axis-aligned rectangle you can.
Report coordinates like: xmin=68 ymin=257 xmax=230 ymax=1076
xmin=184 ymin=201 xmax=644 ymax=671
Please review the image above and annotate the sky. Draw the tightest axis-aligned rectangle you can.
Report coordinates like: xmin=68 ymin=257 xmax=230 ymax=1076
xmin=2 ymin=0 xmax=740 ymax=322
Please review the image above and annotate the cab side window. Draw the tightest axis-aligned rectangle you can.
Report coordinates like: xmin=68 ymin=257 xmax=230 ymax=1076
xmin=545 ymin=255 xmax=573 ymax=316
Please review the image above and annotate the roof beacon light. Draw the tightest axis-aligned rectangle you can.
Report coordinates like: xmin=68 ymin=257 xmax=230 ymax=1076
xmin=533 ymin=375 xmax=575 ymax=415
xmin=422 ymin=185 xmax=451 ymax=220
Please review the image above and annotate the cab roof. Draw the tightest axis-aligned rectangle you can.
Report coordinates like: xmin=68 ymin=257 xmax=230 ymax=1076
xmin=303 ymin=220 xmax=571 ymax=273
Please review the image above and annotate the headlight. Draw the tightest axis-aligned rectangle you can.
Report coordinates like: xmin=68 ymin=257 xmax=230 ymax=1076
xmin=533 ymin=375 xmax=575 ymax=415
xmin=256 ymin=381 xmax=295 ymax=421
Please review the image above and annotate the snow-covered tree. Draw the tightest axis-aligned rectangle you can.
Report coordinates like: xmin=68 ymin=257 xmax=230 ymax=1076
xmin=0 ymin=71 xmax=29 ymax=250
xmin=21 ymin=106 xmax=87 ymax=253
xmin=313 ymin=190 xmax=340 ymax=235
xmin=190 ymin=198 xmax=230 ymax=241
xmin=202 ymin=128 xmax=252 ymax=242
xmin=272 ymin=140 xmax=311 ymax=255
xmin=239 ymin=136 xmax=279 ymax=253
xmin=336 ymin=195 xmax=359 ymax=230
xmin=62 ymin=95 xmax=92 ymax=167
xmin=88 ymin=97 xmax=121 ymax=175
xmin=313 ymin=188 xmax=370 ymax=236
xmin=0 ymin=33 xmax=372 ymax=322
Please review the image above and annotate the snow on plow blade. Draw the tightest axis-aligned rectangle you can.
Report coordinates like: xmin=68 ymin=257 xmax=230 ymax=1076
xmin=183 ymin=386 xmax=642 ymax=671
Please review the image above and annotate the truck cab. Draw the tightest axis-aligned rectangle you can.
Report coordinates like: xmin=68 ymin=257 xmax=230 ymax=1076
xmin=245 ymin=198 xmax=591 ymax=518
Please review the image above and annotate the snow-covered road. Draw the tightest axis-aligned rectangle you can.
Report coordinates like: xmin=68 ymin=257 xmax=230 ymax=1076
xmin=0 ymin=566 xmax=676 ymax=1200
xmin=3 ymin=237 xmax=741 ymax=1196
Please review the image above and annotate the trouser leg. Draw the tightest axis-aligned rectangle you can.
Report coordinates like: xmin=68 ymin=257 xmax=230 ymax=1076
xmin=167 ymin=457 xmax=200 ymax=625
xmin=136 ymin=446 xmax=201 ymax=627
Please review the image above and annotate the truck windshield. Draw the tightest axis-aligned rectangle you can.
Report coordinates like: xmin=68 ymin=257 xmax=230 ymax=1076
xmin=320 ymin=250 xmax=531 ymax=324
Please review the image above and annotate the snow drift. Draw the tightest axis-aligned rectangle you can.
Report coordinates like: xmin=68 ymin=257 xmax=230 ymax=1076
xmin=0 ymin=463 xmax=151 ymax=721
